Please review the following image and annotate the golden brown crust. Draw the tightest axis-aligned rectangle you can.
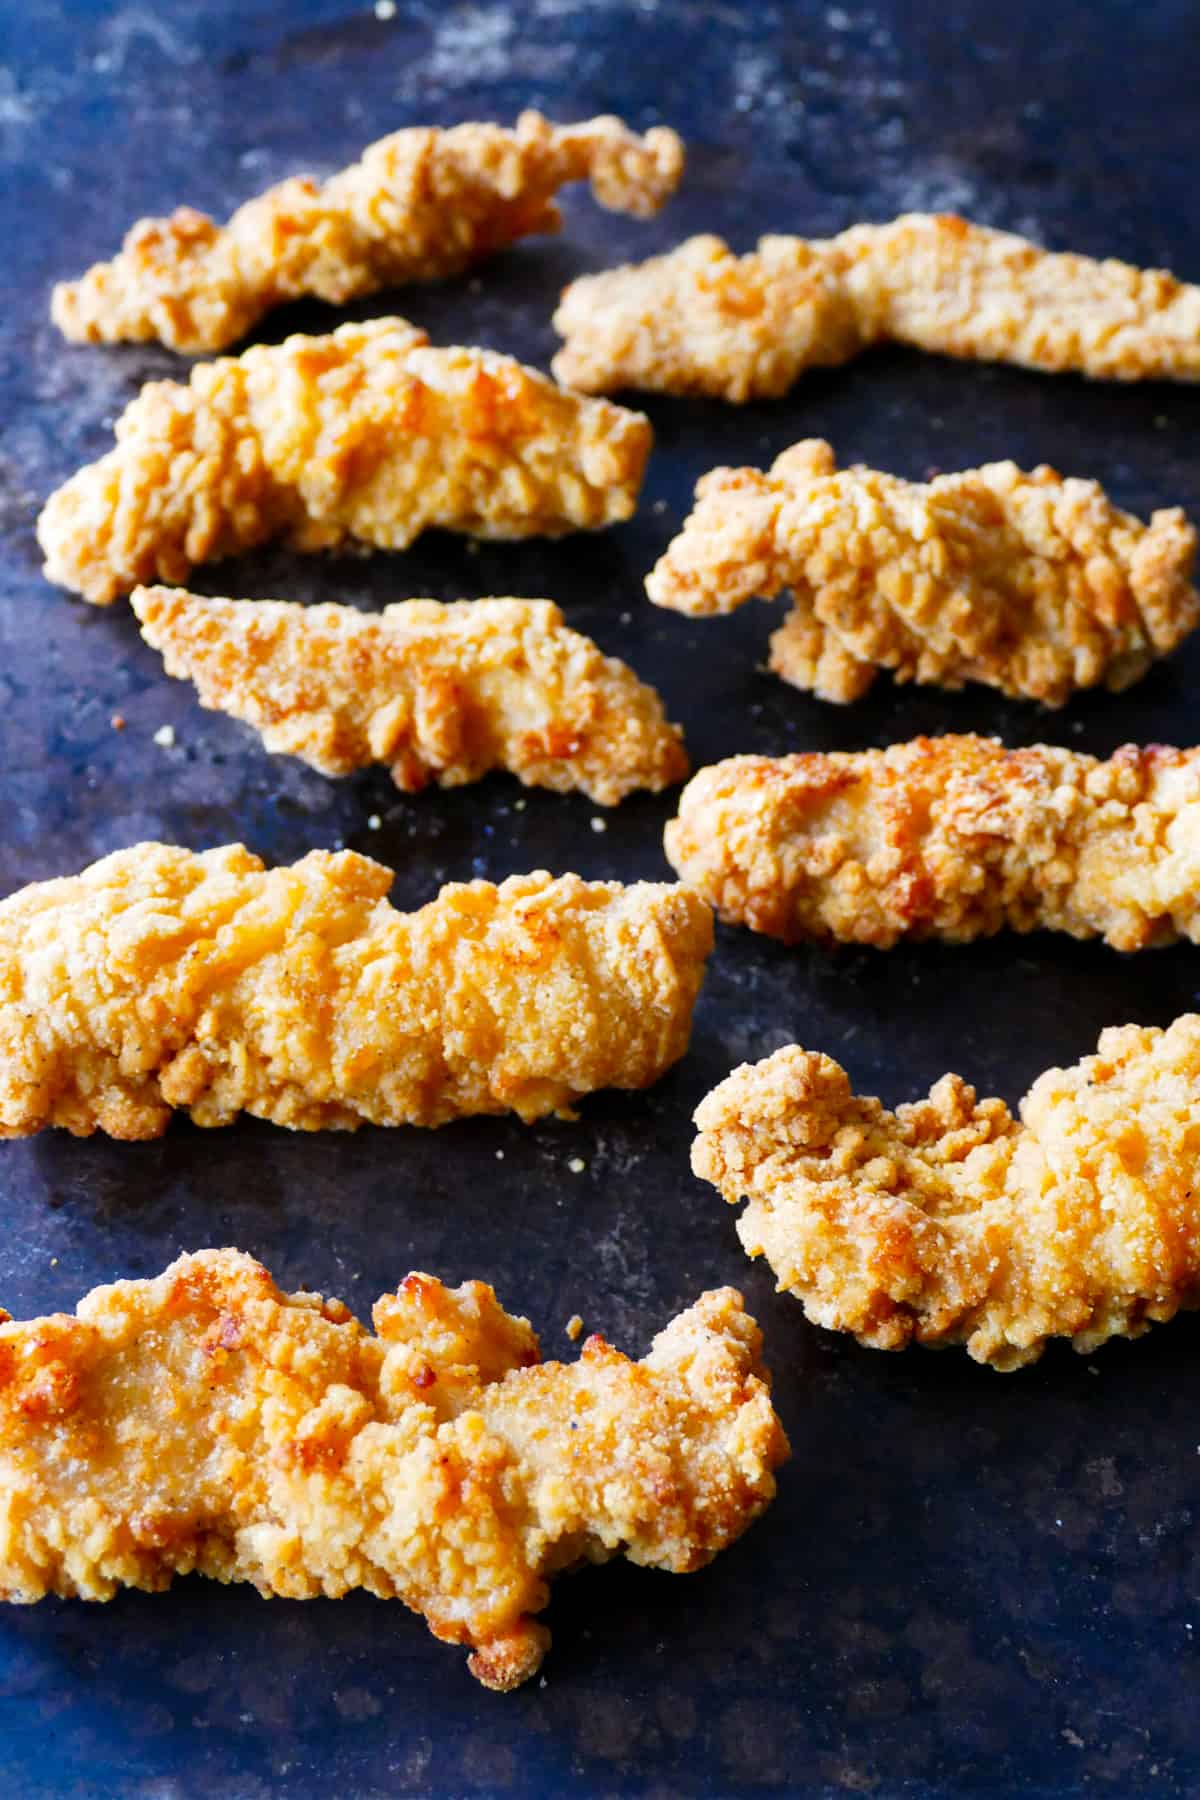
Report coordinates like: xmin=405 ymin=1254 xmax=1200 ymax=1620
xmin=666 ymin=736 xmax=1200 ymax=952
xmin=646 ymin=440 xmax=1199 ymax=705
xmin=552 ymin=214 xmax=1200 ymax=398
xmin=692 ymin=1027 xmax=1200 ymax=1369
xmin=132 ymin=586 xmax=687 ymax=805
xmin=53 ymin=112 xmax=685 ymax=353
xmin=0 ymin=844 xmax=713 ymax=1138
xmin=37 ymin=319 xmax=653 ymax=605
xmin=0 ymin=1249 xmax=787 ymax=1688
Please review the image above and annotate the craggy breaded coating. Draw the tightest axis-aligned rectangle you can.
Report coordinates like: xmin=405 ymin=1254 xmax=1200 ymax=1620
xmin=0 ymin=844 xmax=713 ymax=1138
xmin=38 ymin=318 xmax=652 ymax=605
xmin=0 ymin=1248 xmax=787 ymax=1689
xmin=52 ymin=112 xmax=685 ymax=353
xmin=132 ymin=585 xmax=687 ymax=805
xmin=693 ymin=1024 xmax=1200 ymax=1370
xmin=552 ymin=214 xmax=1200 ymax=399
xmin=646 ymin=440 xmax=1198 ymax=705
xmin=666 ymin=736 xmax=1200 ymax=952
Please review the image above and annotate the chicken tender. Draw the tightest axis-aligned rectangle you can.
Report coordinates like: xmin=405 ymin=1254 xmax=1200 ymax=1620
xmin=693 ymin=1024 xmax=1200 ymax=1370
xmin=132 ymin=586 xmax=687 ymax=805
xmin=552 ymin=214 xmax=1200 ymax=399
xmin=666 ymin=736 xmax=1200 ymax=952
xmin=0 ymin=1248 xmax=787 ymax=1689
xmin=38 ymin=318 xmax=652 ymax=605
xmin=646 ymin=440 xmax=1198 ymax=705
xmin=0 ymin=844 xmax=713 ymax=1139
xmin=53 ymin=111 xmax=685 ymax=353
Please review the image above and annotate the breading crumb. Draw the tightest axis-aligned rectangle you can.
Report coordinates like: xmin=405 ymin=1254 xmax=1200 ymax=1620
xmin=565 ymin=1314 xmax=584 ymax=1341
xmin=366 ymin=815 xmax=382 ymax=830
xmin=568 ymin=1157 xmax=587 ymax=1174
xmin=110 ymin=713 xmax=125 ymax=731
xmin=152 ymin=724 xmax=176 ymax=748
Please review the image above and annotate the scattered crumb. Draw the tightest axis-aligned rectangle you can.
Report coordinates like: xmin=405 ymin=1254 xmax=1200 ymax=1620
xmin=565 ymin=1314 xmax=584 ymax=1341
xmin=374 ymin=0 xmax=396 ymax=17
xmin=619 ymin=611 xmax=632 ymax=625
xmin=1062 ymin=1728 xmax=1085 ymax=1749
xmin=366 ymin=814 xmax=382 ymax=830
xmin=495 ymin=1150 xmax=505 ymax=1160
xmin=110 ymin=713 xmax=125 ymax=731
xmin=152 ymin=724 xmax=176 ymax=748
xmin=568 ymin=1157 xmax=586 ymax=1174
xmin=49 ymin=1257 xmax=58 ymax=1267
xmin=513 ymin=798 xmax=526 ymax=811
xmin=590 ymin=817 xmax=607 ymax=833
xmin=652 ymin=498 xmax=668 ymax=514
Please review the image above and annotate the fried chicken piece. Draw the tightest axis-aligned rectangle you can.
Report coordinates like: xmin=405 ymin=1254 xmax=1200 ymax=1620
xmin=552 ymin=215 xmax=1200 ymax=399
xmin=37 ymin=318 xmax=652 ymax=605
xmin=132 ymin=586 xmax=687 ymax=805
xmin=0 ymin=844 xmax=713 ymax=1139
xmin=666 ymin=736 xmax=1200 ymax=952
xmin=692 ymin=1024 xmax=1200 ymax=1370
xmin=0 ymin=1248 xmax=787 ymax=1687
xmin=52 ymin=112 xmax=685 ymax=353
xmin=645 ymin=440 xmax=1198 ymax=705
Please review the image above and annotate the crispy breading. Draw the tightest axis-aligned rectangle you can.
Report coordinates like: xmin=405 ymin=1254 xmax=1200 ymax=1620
xmin=645 ymin=440 xmax=1198 ymax=705
xmin=37 ymin=318 xmax=652 ymax=605
xmin=52 ymin=112 xmax=685 ymax=353
xmin=132 ymin=586 xmax=687 ymax=805
xmin=692 ymin=1025 xmax=1200 ymax=1370
xmin=0 ymin=1248 xmax=787 ymax=1688
xmin=0 ymin=844 xmax=713 ymax=1139
xmin=666 ymin=736 xmax=1200 ymax=952
xmin=552 ymin=214 xmax=1200 ymax=399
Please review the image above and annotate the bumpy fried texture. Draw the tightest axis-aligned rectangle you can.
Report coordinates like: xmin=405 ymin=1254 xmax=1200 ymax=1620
xmin=693 ymin=1025 xmax=1200 ymax=1370
xmin=552 ymin=215 xmax=1200 ymax=399
xmin=0 ymin=1249 xmax=787 ymax=1688
xmin=666 ymin=736 xmax=1200 ymax=953
xmin=53 ymin=112 xmax=685 ymax=353
xmin=38 ymin=318 xmax=652 ymax=605
xmin=0 ymin=844 xmax=713 ymax=1139
xmin=132 ymin=586 xmax=687 ymax=806
xmin=646 ymin=440 xmax=1198 ymax=705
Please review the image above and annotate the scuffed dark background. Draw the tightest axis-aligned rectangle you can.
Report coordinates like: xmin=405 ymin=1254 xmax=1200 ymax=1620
xmin=2 ymin=1 xmax=1200 ymax=1794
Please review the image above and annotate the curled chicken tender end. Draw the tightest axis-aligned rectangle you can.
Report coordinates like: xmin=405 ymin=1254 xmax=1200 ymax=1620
xmin=552 ymin=214 xmax=1200 ymax=399
xmin=665 ymin=736 xmax=1200 ymax=953
xmin=37 ymin=317 xmax=652 ymax=605
xmin=646 ymin=439 xmax=1198 ymax=707
xmin=132 ymin=586 xmax=687 ymax=806
xmin=52 ymin=111 xmax=685 ymax=352
xmin=693 ymin=1028 xmax=1200 ymax=1371
xmin=0 ymin=1249 xmax=787 ymax=1689
xmin=0 ymin=843 xmax=713 ymax=1139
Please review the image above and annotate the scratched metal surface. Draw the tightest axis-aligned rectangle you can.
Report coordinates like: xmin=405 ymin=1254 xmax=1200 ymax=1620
xmin=1 ymin=1 xmax=1199 ymax=1794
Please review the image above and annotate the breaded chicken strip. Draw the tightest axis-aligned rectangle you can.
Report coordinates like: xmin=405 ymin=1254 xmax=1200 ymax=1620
xmin=38 ymin=318 xmax=652 ymax=605
xmin=646 ymin=440 xmax=1198 ymax=705
xmin=552 ymin=215 xmax=1200 ymax=399
xmin=132 ymin=586 xmax=687 ymax=805
xmin=53 ymin=112 xmax=685 ymax=353
xmin=693 ymin=1025 xmax=1200 ymax=1370
xmin=666 ymin=737 xmax=1200 ymax=952
xmin=0 ymin=844 xmax=712 ymax=1139
xmin=0 ymin=1248 xmax=787 ymax=1689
